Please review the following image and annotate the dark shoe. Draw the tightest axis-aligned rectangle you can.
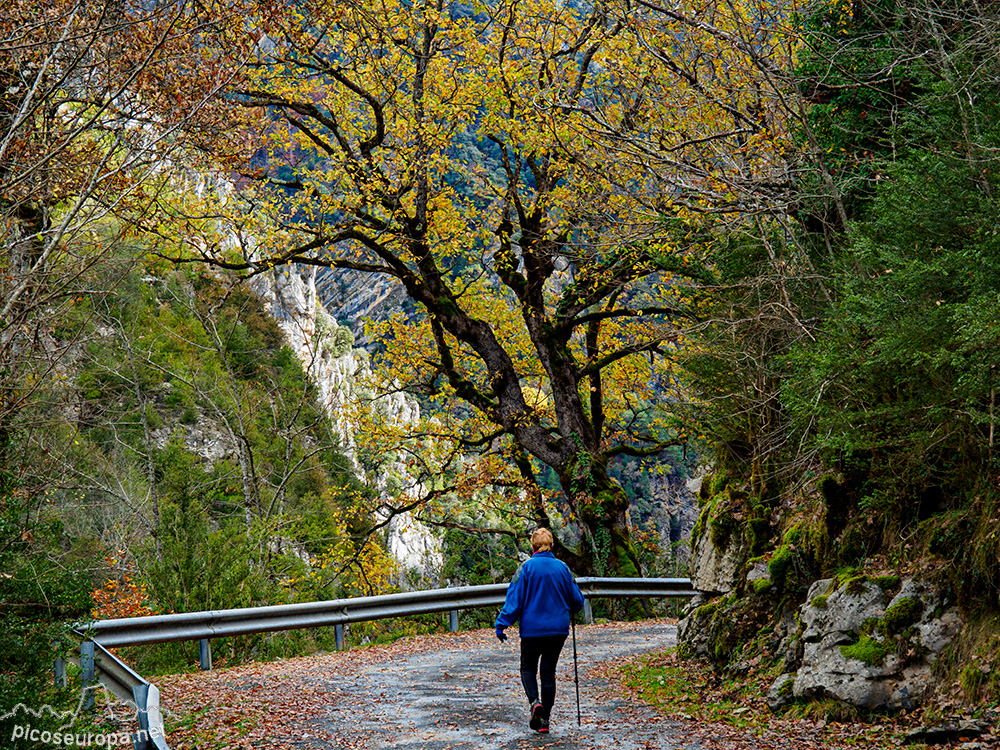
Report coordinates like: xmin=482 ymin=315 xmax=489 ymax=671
xmin=538 ymin=712 xmax=550 ymax=733
xmin=529 ymin=701 xmax=543 ymax=731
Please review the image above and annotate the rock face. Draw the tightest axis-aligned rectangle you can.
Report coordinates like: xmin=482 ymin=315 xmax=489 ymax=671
xmin=313 ymin=267 xmax=406 ymax=344
xmin=689 ymin=527 xmax=749 ymax=595
xmin=253 ymin=265 xmax=442 ymax=576
xmin=254 ymin=265 xmax=375 ymax=453
xmin=683 ymin=475 xmax=752 ymax=596
xmin=651 ymin=470 xmax=700 ymax=554
xmin=682 ymin=521 xmax=964 ymax=712
xmin=150 ymin=407 xmax=231 ymax=471
xmin=677 ymin=593 xmax=713 ymax=657
xmin=678 ymin=474 xmax=963 ymax=713
xmin=767 ymin=577 xmax=962 ymax=711
xmin=677 ymin=478 xmax=752 ymax=656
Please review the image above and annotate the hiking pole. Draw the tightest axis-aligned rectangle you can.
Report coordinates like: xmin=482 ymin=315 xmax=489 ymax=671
xmin=571 ymin=611 xmax=581 ymax=727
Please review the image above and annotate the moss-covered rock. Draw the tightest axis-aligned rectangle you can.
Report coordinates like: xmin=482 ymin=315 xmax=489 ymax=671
xmin=689 ymin=482 xmax=753 ymax=595
xmin=679 ymin=590 xmax=770 ymax=669
xmin=691 ymin=497 xmax=714 ymax=548
xmin=871 ymin=574 xmax=902 ymax=591
xmin=709 ymin=472 xmax=731 ymax=496
xmin=768 ymin=546 xmax=795 ymax=587
xmin=782 ymin=522 xmax=805 ymax=547
xmin=709 ymin=507 xmax=737 ymax=549
xmin=786 ymin=577 xmax=961 ymax=711
xmin=766 ymin=673 xmax=798 ymax=710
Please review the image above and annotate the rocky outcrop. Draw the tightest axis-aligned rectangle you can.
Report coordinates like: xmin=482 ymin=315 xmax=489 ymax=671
xmin=767 ymin=576 xmax=962 ymax=711
xmin=677 ymin=594 xmax=714 ymax=656
xmin=687 ymin=483 xmax=750 ymax=596
xmin=149 ymin=406 xmax=231 ymax=471
xmin=254 ymin=265 xmax=374 ymax=454
xmin=677 ymin=476 xmax=753 ymax=657
xmin=646 ymin=469 xmax=700 ymax=554
xmin=689 ymin=526 xmax=749 ymax=595
xmin=313 ymin=267 xmax=406 ymax=344
xmin=680 ymin=474 xmax=963 ymax=713
xmin=253 ymin=265 xmax=441 ymax=576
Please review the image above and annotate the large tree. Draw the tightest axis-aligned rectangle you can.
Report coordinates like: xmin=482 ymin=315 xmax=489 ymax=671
xmin=155 ymin=0 xmax=800 ymax=574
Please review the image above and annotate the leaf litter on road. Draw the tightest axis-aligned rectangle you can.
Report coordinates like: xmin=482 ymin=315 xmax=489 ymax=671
xmin=155 ymin=620 xmax=998 ymax=749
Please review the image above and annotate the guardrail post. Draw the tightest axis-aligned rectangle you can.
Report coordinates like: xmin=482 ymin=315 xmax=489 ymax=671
xmin=448 ymin=609 xmax=459 ymax=632
xmin=80 ymin=640 xmax=95 ymax=711
xmin=583 ymin=598 xmax=594 ymax=625
xmin=199 ymin=639 xmax=212 ymax=670
xmin=132 ymin=682 xmax=168 ymax=750
xmin=54 ymin=656 xmax=67 ymax=688
xmin=335 ymin=624 xmax=345 ymax=650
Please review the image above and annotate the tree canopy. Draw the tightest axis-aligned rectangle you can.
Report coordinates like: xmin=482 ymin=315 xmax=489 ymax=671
xmin=151 ymin=0 xmax=801 ymax=574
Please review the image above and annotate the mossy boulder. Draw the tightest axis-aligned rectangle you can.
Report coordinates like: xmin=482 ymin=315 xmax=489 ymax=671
xmin=782 ymin=577 xmax=961 ymax=711
xmin=690 ymin=502 xmax=750 ymax=595
xmin=678 ymin=590 xmax=770 ymax=669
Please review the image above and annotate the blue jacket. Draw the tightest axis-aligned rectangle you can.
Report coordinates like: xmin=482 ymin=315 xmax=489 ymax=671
xmin=495 ymin=551 xmax=585 ymax=637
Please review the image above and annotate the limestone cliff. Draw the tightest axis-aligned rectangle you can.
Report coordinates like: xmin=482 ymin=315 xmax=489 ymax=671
xmin=251 ymin=265 xmax=441 ymax=575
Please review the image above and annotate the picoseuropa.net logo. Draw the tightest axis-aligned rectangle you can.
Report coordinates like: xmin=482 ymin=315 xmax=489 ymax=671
xmin=2 ymin=689 xmax=167 ymax=748
xmin=9 ymin=724 xmax=143 ymax=747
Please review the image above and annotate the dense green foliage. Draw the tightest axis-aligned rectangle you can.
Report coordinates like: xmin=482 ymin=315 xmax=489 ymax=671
xmin=0 ymin=437 xmax=94 ymax=742
xmin=784 ymin=0 xmax=1000 ymax=600
xmin=680 ymin=1 xmax=1000 ymax=708
xmin=1 ymin=255 xmax=409 ymax=682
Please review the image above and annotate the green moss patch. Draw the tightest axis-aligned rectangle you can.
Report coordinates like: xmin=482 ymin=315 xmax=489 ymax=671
xmin=710 ymin=473 xmax=731 ymax=496
xmin=768 ymin=546 xmax=794 ymax=585
xmin=692 ymin=499 xmax=714 ymax=547
xmin=695 ymin=600 xmax=720 ymax=620
xmin=778 ymin=676 xmax=795 ymax=698
xmin=883 ymin=597 xmax=922 ymax=635
xmin=840 ymin=635 xmax=894 ymax=666
xmin=709 ymin=507 xmax=737 ymax=549
xmin=871 ymin=575 xmax=901 ymax=591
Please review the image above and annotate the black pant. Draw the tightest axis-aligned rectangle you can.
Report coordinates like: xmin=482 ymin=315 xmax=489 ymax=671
xmin=519 ymin=635 xmax=567 ymax=715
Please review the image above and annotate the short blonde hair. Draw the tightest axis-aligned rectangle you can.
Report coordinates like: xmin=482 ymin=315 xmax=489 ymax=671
xmin=531 ymin=527 xmax=554 ymax=553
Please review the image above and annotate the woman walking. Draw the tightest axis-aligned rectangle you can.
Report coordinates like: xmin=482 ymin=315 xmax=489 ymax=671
xmin=495 ymin=528 xmax=585 ymax=734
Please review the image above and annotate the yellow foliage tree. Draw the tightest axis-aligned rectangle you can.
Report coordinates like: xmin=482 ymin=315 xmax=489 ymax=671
xmin=154 ymin=0 xmax=802 ymax=574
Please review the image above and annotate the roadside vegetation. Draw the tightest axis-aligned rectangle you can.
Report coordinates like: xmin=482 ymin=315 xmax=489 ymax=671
xmin=616 ymin=648 xmax=999 ymax=749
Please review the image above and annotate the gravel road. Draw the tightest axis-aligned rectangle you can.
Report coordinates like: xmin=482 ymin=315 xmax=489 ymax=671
xmin=160 ymin=619 xmax=906 ymax=750
xmin=290 ymin=620 xmax=702 ymax=750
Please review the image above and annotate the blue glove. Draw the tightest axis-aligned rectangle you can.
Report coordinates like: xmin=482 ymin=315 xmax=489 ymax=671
xmin=496 ymin=626 xmax=508 ymax=642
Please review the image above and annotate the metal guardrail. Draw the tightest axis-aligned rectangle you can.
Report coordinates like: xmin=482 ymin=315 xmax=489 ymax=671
xmin=64 ymin=641 xmax=169 ymax=750
xmin=79 ymin=577 xmax=694 ymax=648
xmin=80 ymin=583 xmax=510 ymax=648
xmin=576 ymin=576 xmax=696 ymax=600
xmin=73 ymin=577 xmax=694 ymax=750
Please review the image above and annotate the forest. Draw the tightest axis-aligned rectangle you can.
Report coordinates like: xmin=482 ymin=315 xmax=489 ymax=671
xmin=3 ymin=0 xmax=1000 ymax=733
